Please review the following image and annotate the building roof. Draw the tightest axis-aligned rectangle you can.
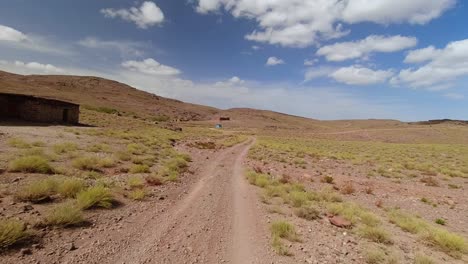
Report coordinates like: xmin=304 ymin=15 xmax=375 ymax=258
xmin=0 ymin=92 xmax=79 ymax=107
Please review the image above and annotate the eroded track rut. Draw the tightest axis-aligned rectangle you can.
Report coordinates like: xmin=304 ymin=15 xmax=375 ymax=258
xmin=64 ymin=139 xmax=272 ymax=264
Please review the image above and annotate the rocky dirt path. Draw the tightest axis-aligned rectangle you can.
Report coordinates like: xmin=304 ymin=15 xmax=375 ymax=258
xmin=62 ymin=139 xmax=273 ymax=264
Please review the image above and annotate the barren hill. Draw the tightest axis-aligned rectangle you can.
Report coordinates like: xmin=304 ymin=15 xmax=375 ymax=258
xmin=0 ymin=70 xmax=409 ymax=131
xmin=0 ymin=70 xmax=218 ymax=121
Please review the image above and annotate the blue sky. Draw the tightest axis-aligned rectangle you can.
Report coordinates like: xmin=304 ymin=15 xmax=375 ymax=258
xmin=0 ymin=0 xmax=467 ymax=120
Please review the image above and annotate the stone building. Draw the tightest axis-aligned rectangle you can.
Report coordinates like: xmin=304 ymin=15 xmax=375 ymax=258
xmin=0 ymin=92 xmax=79 ymax=124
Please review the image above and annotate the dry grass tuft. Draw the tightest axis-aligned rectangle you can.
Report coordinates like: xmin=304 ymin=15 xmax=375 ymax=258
xmin=8 ymin=155 xmax=54 ymax=174
xmin=43 ymin=202 xmax=84 ymax=227
xmin=77 ymin=186 xmax=114 ymax=210
xmin=0 ymin=219 xmax=30 ymax=248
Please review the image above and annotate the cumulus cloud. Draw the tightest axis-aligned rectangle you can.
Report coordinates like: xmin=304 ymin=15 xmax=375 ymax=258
xmin=391 ymin=39 xmax=468 ymax=88
xmin=121 ymin=58 xmax=181 ymax=76
xmin=194 ymin=0 xmax=454 ymax=47
xmin=101 ymin=1 xmax=164 ymax=29
xmin=304 ymin=59 xmax=317 ymax=66
xmin=0 ymin=24 xmax=70 ymax=55
xmin=317 ymin=35 xmax=417 ymax=61
xmin=0 ymin=60 xmax=64 ymax=74
xmin=341 ymin=0 xmax=455 ymax=25
xmin=404 ymin=46 xmax=440 ymax=63
xmin=215 ymin=76 xmax=246 ymax=86
xmin=0 ymin=25 xmax=28 ymax=42
xmin=304 ymin=67 xmax=335 ymax=82
xmin=330 ymin=65 xmax=394 ymax=85
xmin=266 ymin=56 xmax=285 ymax=66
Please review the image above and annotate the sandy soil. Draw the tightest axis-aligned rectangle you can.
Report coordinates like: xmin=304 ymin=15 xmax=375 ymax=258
xmin=46 ymin=139 xmax=274 ymax=264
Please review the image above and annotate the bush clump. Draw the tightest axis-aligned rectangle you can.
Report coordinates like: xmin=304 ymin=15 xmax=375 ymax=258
xmin=43 ymin=202 xmax=84 ymax=227
xmin=0 ymin=219 xmax=30 ymax=248
xmin=76 ymin=186 xmax=114 ymax=209
xmin=8 ymin=155 xmax=54 ymax=174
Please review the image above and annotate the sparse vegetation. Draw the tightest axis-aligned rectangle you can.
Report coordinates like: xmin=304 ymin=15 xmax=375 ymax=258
xmin=389 ymin=210 xmax=467 ymax=257
xmin=77 ymin=186 xmax=114 ymax=209
xmin=43 ymin=202 xmax=84 ymax=227
xmin=8 ymin=155 xmax=54 ymax=174
xmin=0 ymin=219 xmax=30 ymax=248
xmin=53 ymin=142 xmax=78 ymax=154
xmin=15 ymin=178 xmax=58 ymax=202
xmin=128 ymin=176 xmax=145 ymax=189
xmin=129 ymin=189 xmax=146 ymax=201
xmin=72 ymin=156 xmax=101 ymax=171
xmin=57 ymin=178 xmax=85 ymax=198
xmin=294 ymin=206 xmax=320 ymax=220
xmin=130 ymin=164 xmax=150 ymax=174
xmin=271 ymin=221 xmax=300 ymax=242
xmin=414 ymin=254 xmax=435 ymax=264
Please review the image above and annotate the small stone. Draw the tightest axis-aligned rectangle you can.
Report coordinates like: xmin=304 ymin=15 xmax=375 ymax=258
xmin=329 ymin=216 xmax=352 ymax=228
xmin=68 ymin=243 xmax=77 ymax=251
xmin=21 ymin=248 xmax=32 ymax=255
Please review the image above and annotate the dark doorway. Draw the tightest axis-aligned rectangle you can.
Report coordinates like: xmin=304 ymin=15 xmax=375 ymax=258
xmin=62 ymin=109 xmax=69 ymax=122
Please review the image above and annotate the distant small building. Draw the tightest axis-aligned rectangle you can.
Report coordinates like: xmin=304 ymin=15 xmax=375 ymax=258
xmin=219 ymin=117 xmax=230 ymax=121
xmin=0 ymin=92 xmax=79 ymax=124
xmin=215 ymin=124 xmax=223 ymax=129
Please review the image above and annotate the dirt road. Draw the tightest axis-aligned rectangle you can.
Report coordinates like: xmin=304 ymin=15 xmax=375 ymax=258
xmin=63 ymin=139 xmax=273 ymax=264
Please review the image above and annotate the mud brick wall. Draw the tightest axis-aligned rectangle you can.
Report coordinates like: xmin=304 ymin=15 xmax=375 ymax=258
xmin=0 ymin=93 xmax=79 ymax=124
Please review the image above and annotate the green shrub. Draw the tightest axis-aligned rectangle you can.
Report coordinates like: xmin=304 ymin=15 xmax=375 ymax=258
xmin=294 ymin=206 xmax=320 ymax=220
xmin=44 ymin=202 xmax=84 ymax=227
xmin=57 ymin=178 xmax=85 ymax=198
xmin=272 ymin=235 xmax=291 ymax=256
xmin=435 ymin=218 xmax=446 ymax=225
xmin=116 ymin=150 xmax=132 ymax=161
xmin=358 ymin=226 xmax=393 ymax=244
xmin=98 ymin=157 xmax=116 ymax=168
xmin=129 ymin=189 xmax=146 ymax=200
xmin=128 ymin=176 xmax=145 ymax=189
xmin=72 ymin=156 xmax=101 ymax=171
xmin=414 ymin=254 xmax=435 ymax=264
xmin=0 ymin=219 xmax=30 ymax=248
xmin=15 ymin=178 xmax=58 ymax=202
xmin=365 ymin=248 xmax=386 ymax=264
xmin=7 ymin=138 xmax=30 ymax=148
xmin=53 ymin=142 xmax=78 ymax=154
xmin=130 ymin=164 xmax=150 ymax=174
xmin=288 ymin=191 xmax=308 ymax=207
xmin=77 ymin=186 xmax=114 ymax=209
xmin=271 ymin=221 xmax=300 ymax=242
xmin=8 ymin=155 xmax=54 ymax=174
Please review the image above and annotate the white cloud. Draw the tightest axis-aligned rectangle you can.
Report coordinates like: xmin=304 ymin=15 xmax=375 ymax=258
xmin=252 ymin=45 xmax=261 ymax=50
xmin=392 ymin=39 xmax=468 ymax=88
xmin=0 ymin=24 xmax=71 ymax=55
xmin=341 ymin=0 xmax=455 ymax=25
xmin=317 ymin=35 xmax=417 ymax=61
xmin=444 ymin=93 xmax=464 ymax=100
xmin=0 ymin=25 xmax=28 ymax=42
xmin=266 ymin=56 xmax=285 ymax=66
xmin=0 ymin=58 xmax=408 ymax=120
xmin=101 ymin=1 xmax=164 ymax=29
xmin=304 ymin=67 xmax=335 ymax=82
xmin=215 ymin=76 xmax=246 ymax=86
xmin=78 ymin=37 xmax=146 ymax=57
xmin=304 ymin=59 xmax=316 ymax=66
xmin=404 ymin=46 xmax=439 ymax=63
xmin=0 ymin=60 xmax=64 ymax=74
xmin=195 ymin=0 xmax=453 ymax=47
xmin=330 ymin=65 xmax=393 ymax=85
xmin=121 ymin=58 xmax=181 ymax=76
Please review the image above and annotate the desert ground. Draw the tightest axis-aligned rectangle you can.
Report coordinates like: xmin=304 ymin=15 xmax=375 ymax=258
xmin=1 ymin=71 xmax=468 ymax=264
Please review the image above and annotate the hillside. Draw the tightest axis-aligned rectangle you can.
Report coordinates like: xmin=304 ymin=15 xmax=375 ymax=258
xmin=0 ymin=70 xmax=218 ymax=121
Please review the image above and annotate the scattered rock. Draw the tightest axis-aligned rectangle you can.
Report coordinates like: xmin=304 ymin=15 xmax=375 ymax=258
xmin=329 ymin=216 xmax=352 ymax=228
xmin=67 ymin=242 xmax=77 ymax=251
xmin=23 ymin=205 xmax=34 ymax=212
xmin=20 ymin=248 xmax=32 ymax=255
